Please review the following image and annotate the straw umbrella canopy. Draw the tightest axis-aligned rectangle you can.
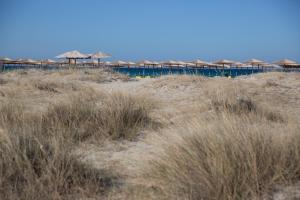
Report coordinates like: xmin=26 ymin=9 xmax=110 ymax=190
xmin=22 ymin=59 xmax=38 ymax=65
xmin=177 ymin=61 xmax=187 ymax=67
xmin=41 ymin=59 xmax=56 ymax=65
xmin=245 ymin=59 xmax=265 ymax=68
xmin=287 ymin=63 xmax=300 ymax=68
xmin=234 ymin=62 xmax=248 ymax=68
xmin=12 ymin=58 xmax=25 ymax=64
xmin=13 ymin=59 xmax=38 ymax=65
xmin=162 ymin=60 xmax=179 ymax=67
xmin=111 ymin=60 xmax=128 ymax=67
xmin=90 ymin=52 xmax=111 ymax=65
xmin=185 ymin=62 xmax=196 ymax=67
xmin=207 ymin=63 xmax=217 ymax=67
xmin=213 ymin=59 xmax=235 ymax=68
xmin=104 ymin=61 xmax=113 ymax=67
xmin=137 ymin=60 xmax=153 ymax=67
xmin=0 ymin=58 xmax=14 ymax=68
xmin=127 ymin=62 xmax=136 ymax=67
xmin=273 ymin=59 xmax=299 ymax=68
xmin=0 ymin=57 xmax=12 ymax=63
xmin=56 ymin=50 xmax=88 ymax=64
xmin=260 ymin=63 xmax=274 ymax=68
xmin=151 ymin=61 xmax=161 ymax=67
xmin=192 ymin=59 xmax=210 ymax=68
xmin=0 ymin=57 xmax=11 ymax=61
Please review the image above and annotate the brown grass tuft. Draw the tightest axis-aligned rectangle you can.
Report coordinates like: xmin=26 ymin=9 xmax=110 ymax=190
xmin=127 ymin=75 xmax=299 ymax=200
xmin=0 ymin=78 xmax=8 ymax=85
xmin=42 ymin=91 xmax=156 ymax=142
xmin=0 ymin=100 xmax=106 ymax=199
xmin=33 ymin=80 xmax=60 ymax=93
xmin=140 ymin=115 xmax=300 ymax=200
xmin=209 ymin=83 xmax=284 ymax=123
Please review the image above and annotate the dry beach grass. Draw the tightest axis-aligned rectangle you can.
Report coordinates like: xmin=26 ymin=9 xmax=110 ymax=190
xmin=0 ymin=69 xmax=300 ymax=199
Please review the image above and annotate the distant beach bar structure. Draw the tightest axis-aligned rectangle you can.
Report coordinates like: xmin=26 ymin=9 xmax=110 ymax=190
xmin=56 ymin=50 xmax=89 ymax=64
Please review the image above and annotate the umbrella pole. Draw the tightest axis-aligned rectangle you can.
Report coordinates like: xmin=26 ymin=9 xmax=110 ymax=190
xmin=223 ymin=64 xmax=225 ymax=76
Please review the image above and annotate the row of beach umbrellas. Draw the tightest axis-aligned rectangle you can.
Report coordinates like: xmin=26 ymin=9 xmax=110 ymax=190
xmin=1 ymin=57 xmax=299 ymax=68
xmin=1 ymin=50 xmax=299 ymax=68
xmin=53 ymin=50 xmax=300 ymax=68
xmin=102 ymin=59 xmax=299 ymax=68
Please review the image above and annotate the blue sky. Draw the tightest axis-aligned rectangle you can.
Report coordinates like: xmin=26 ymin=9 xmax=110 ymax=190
xmin=0 ymin=0 xmax=299 ymax=62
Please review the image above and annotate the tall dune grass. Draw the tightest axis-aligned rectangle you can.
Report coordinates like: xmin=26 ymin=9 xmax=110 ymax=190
xmin=0 ymin=90 xmax=156 ymax=199
xmin=1 ymin=70 xmax=299 ymax=199
xmin=136 ymin=85 xmax=300 ymax=200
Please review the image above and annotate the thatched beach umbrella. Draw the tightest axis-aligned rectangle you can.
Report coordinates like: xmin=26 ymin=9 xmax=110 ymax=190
xmin=23 ymin=59 xmax=38 ymax=64
xmin=0 ymin=57 xmax=11 ymax=61
xmin=12 ymin=58 xmax=38 ymax=65
xmin=111 ymin=60 xmax=128 ymax=67
xmin=273 ymin=59 xmax=299 ymax=68
xmin=193 ymin=59 xmax=210 ymax=68
xmin=90 ymin=52 xmax=111 ymax=66
xmin=103 ymin=61 xmax=113 ymax=67
xmin=162 ymin=60 xmax=179 ymax=67
xmin=137 ymin=60 xmax=153 ymax=67
xmin=234 ymin=62 xmax=248 ymax=68
xmin=151 ymin=61 xmax=161 ymax=67
xmin=176 ymin=61 xmax=187 ymax=67
xmin=16 ymin=58 xmax=24 ymax=63
xmin=185 ymin=62 xmax=196 ymax=67
xmin=56 ymin=50 xmax=88 ymax=64
xmin=127 ymin=62 xmax=136 ymax=67
xmin=245 ymin=58 xmax=265 ymax=69
xmin=44 ymin=59 xmax=56 ymax=63
xmin=0 ymin=58 xmax=13 ymax=71
xmin=260 ymin=63 xmax=274 ymax=68
xmin=12 ymin=58 xmax=22 ymax=64
xmin=213 ymin=59 xmax=235 ymax=69
xmin=41 ymin=59 xmax=56 ymax=65
xmin=0 ymin=57 xmax=12 ymax=63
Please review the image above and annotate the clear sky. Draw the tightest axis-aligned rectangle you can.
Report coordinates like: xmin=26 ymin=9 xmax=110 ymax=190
xmin=0 ymin=0 xmax=299 ymax=62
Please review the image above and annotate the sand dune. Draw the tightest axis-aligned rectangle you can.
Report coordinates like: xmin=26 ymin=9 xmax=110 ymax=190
xmin=1 ymin=69 xmax=300 ymax=199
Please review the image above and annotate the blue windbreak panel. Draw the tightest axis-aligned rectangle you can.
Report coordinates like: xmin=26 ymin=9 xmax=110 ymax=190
xmin=113 ymin=67 xmax=263 ymax=77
